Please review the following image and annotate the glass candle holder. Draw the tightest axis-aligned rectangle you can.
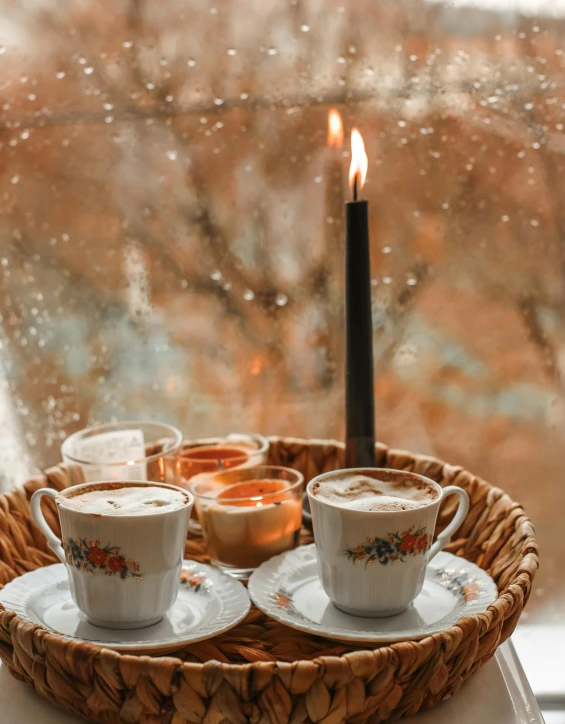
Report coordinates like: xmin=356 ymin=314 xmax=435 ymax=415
xmin=180 ymin=433 xmax=269 ymax=533
xmin=180 ymin=433 xmax=269 ymax=480
xmin=191 ymin=465 xmax=304 ymax=579
xmin=61 ymin=421 xmax=182 ymax=487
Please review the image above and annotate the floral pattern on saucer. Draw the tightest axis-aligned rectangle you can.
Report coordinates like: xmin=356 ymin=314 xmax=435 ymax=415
xmin=434 ymin=568 xmax=481 ymax=602
xmin=345 ymin=526 xmax=430 ymax=566
xmin=269 ymin=589 xmax=310 ymax=622
xmin=180 ymin=564 xmax=213 ymax=593
xmin=63 ymin=538 xmax=142 ymax=580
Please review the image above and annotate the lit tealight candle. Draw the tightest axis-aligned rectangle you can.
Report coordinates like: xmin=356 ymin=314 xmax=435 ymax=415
xmin=191 ymin=466 xmax=304 ymax=577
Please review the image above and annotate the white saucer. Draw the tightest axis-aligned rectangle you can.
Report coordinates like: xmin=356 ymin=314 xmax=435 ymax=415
xmin=248 ymin=545 xmax=497 ymax=643
xmin=0 ymin=560 xmax=250 ymax=655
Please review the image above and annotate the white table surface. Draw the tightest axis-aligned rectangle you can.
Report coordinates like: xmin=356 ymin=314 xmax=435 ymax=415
xmin=0 ymin=639 xmax=544 ymax=723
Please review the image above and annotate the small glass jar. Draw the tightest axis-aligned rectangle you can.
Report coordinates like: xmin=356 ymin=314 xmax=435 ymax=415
xmin=191 ymin=465 xmax=304 ymax=579
xmin=180 ymin=433 xmax=269 ymax=479
xmin=61 ymin=421 xmax=182 ymax=487
xmin=179 ymin=433 xmax=269 ymax=533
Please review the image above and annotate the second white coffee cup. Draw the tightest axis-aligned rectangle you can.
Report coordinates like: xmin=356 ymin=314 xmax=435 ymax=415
xmin=307 ymin=468 xmax=469 ymax=617
xmin=31 ymin=480 xmax=193 ymax=629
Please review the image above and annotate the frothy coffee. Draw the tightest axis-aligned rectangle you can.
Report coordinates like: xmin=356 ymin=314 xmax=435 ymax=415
xmin=311 ymin=474 xmax=437 ymax=512
xmin=59 ymin=482 xmax=189 ymax=516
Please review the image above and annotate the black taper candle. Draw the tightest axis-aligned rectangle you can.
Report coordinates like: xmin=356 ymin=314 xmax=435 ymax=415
xmin=345 ymin=135 xmax=375 ymax=468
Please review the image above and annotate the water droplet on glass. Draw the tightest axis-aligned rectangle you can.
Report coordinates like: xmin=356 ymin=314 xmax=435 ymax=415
xmin=20 ymin=130 xmax=29 ymax=140
xmin=275 ymin=293 xmax=288 ymax=307
xmin=214 ymin=98 xmax=224 ymax=106
xmin=166 ymin=150 xmax=177 ymax=161
xmin=530 ymin=219 xmax=540 ymax=227
xmin=56 ymin=71 xmax=65 ymax=79
xmin=123 ymin=41 xmax=133 ymax=49
xmin=501 ymin=215 xmax=510 ymax=222
xmin=227 ymin=48 xmax=237 ymax=56
xmin=27 ymin=93 xmax=36 ymax=101
xmin=84 ymin=67 xmax=94 ymax=75
xmin=337 ymin=56 xmax=346 ymax=64
xmin=187 ymin=59 xmax=196 ymax=67
xmin=397 ymin=120 xmax=407 ymax=127
xmin=146 ymin=82 xmax=155 ymax=90
xmin=11 ymin=175 xmax=19 ymax=185
xmin=300 ymin=24 xmax=310 ymax=32
xmin=240 ymin=92 xmax=249 ymax=100
xmin=383 ymin=246 xmax=392 ymax=254
xmin=103 ymin=102 xmax=113 ymax=111
xmin=383 ymin=277 xmax=392 ymax=285
xmin=0 ymin=46 xmax=6 ymax=55
xmin=165 ymin=94 xmax=173 ymax=102
xmin=267 ymin=48 xmax=278 ymax=56
xmin=210 ymin=270 xmax=222 ymax=281
xmin=243 ymin=289 xmax=255 ymax=301
xmin=104 ymin=115 xmax=114 ymax=124
xmin=407 ymin=278 xmax=417 ymax=286
xmin=314 ymin=176 xmax=322 ymax=184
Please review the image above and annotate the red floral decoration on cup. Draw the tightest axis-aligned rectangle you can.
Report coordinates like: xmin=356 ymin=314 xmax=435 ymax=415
xmin=63 ymin=538 xmax=142 ymax=580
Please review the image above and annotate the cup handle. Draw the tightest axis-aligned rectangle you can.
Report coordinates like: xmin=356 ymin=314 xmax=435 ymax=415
xmin=428 ymin=485 xmax=470 ymax=562
xmin=30 ymin=488 xmax=66 ymax=564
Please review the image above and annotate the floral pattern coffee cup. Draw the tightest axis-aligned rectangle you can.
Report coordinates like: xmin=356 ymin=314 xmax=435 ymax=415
xmin=31 ymin=480 xmax=193 ymax=629
xmin=307 ymin=468 xmax=469 ymax=617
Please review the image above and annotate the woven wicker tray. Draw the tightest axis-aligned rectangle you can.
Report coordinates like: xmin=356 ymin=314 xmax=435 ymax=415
xmin=0 ymin=437 xmax=538 ymax=723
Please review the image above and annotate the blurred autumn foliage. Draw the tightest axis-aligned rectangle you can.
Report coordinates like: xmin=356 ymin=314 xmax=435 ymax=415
xmin=0 ymin=0 xmax=564 ymax=616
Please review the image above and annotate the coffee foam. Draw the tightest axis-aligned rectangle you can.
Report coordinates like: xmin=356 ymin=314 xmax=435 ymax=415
xmin=311 ymin=474 xmax=437 ymax=512
xmin=60 ymin=483 xmax=188 ymax=516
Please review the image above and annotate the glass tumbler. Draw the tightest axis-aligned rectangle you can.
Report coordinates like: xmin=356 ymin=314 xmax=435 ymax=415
xmin=61 ymin=420 xmax=182 ymax=486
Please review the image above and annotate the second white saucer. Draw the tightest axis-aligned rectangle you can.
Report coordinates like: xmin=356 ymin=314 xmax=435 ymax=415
xmin=0 ymin=560 xmax=250 ymax=655
xmin=248 ymin=544 xmax=497 ymax=643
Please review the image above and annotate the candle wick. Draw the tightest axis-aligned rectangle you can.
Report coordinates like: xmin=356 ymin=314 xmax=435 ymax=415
xmin=353 ymin=174 xmax=358 ymax=202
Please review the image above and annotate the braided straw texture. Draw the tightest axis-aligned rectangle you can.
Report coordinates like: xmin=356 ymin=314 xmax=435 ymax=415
xmin=0 ymin=438 xmax=538 ymax=723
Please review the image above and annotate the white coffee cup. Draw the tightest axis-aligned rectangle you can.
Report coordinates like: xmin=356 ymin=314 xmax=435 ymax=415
xmin=307 ymin=468 xmax=469 ymax=617
xmin=31 ymin=480 xmax=193 ymax=629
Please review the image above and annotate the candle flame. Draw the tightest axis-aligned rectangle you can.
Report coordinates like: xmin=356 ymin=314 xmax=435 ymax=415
xmin=349 ymin=128 xmax=368 ymax=194
xmin=327 ymin=108 xmax=344 ymax=148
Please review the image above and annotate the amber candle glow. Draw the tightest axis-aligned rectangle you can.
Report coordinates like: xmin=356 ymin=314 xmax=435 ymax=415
xmin=191 ymin=466 xmax=304 ymax=578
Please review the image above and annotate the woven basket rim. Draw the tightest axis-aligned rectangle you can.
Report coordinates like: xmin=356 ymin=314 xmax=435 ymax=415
xmin=0 ymin=436 xmax=539 ymax=724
